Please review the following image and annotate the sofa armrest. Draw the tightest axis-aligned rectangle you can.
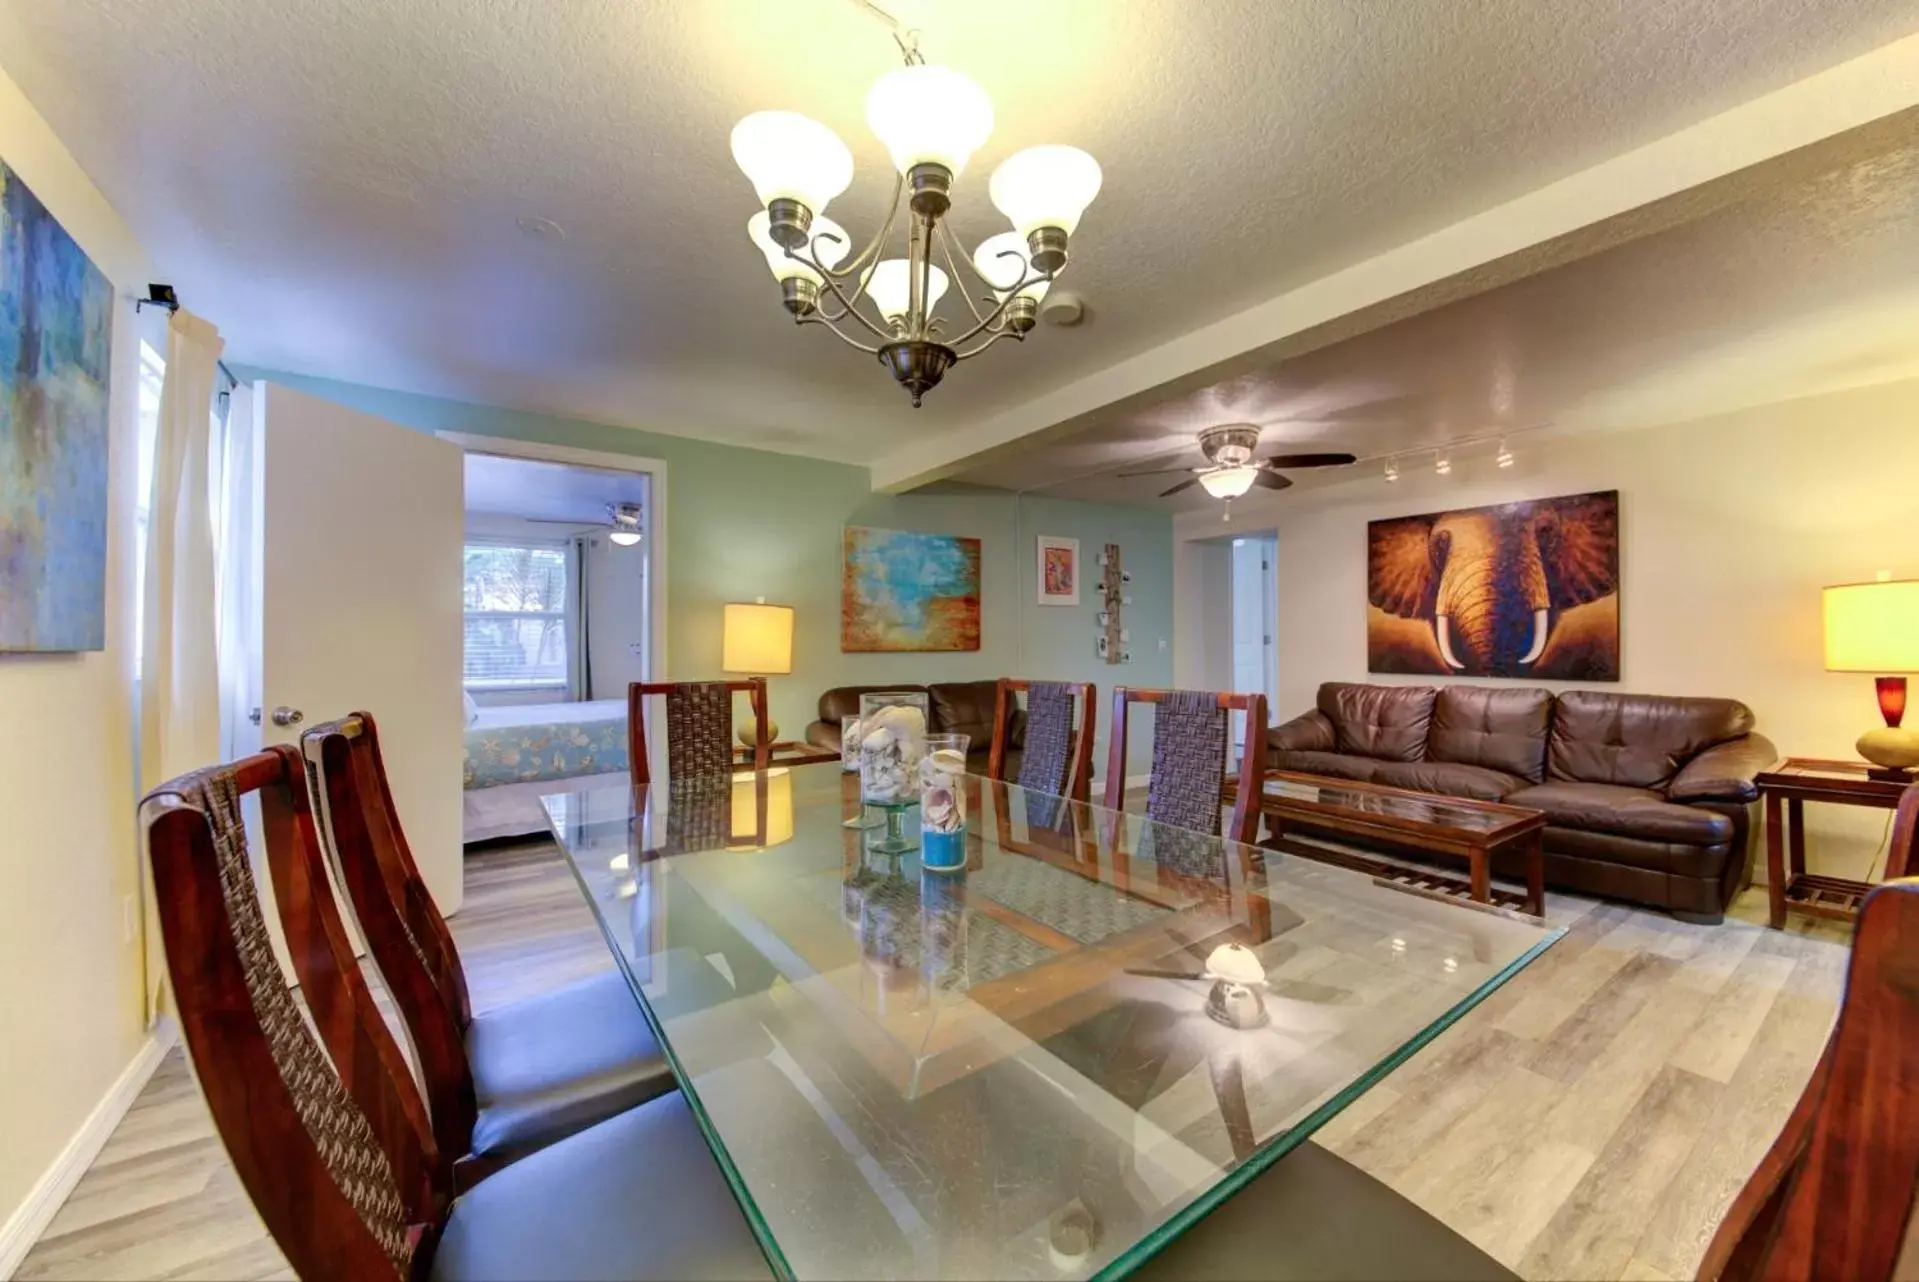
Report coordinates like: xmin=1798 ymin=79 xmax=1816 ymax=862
xmin=803 ymin=720 xmax=840 ymax=753
xmin=1669 ymin=733 xmax=1778 ymax=804
xmin=1269 ymin=709 xmax=1336 ymax=755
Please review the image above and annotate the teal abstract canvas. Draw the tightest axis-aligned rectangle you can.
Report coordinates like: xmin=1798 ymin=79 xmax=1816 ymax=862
xmin=0 ymin=159 xmax=113 ymax=651
xmin=841 ymin=526 xmax=982 ymax=652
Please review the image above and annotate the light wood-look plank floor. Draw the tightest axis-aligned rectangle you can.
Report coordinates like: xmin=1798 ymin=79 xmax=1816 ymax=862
xmin=18 ymin=840 xmax=1850 ymax=1281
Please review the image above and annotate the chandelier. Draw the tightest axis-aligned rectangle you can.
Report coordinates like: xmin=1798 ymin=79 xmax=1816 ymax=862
xmin=730 ymin=33 xmax=1101 ymax=406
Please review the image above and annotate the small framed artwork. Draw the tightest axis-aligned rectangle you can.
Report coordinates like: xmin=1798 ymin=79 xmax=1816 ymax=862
xmin=1096 ymin=635 xmax=1110 ymax=659
xmin=1037 ymin=536 xmax=1080 ymax=606
xmin=1096 ymin=611 xmax=1111 ymax=627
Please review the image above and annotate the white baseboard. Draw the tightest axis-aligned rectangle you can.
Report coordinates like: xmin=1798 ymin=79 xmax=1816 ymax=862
xmin=0 ymin=1021 xmax=177 ymax=1280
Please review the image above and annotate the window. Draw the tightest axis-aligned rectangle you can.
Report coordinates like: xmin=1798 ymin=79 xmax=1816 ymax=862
xmin=463 ymin=540 xmax=571 ymax=690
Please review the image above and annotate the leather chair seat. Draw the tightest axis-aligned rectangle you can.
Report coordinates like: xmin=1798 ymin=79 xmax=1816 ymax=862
xmin=1370 ymin=760 xmax=1526 ymax=801
xmin=1135 ymin=1141 xmax=1513 ymax=1281
xmin=464 ymin=969 xmax=676 ymax=1161
xmin=1505 ymin=780 xmax=1733 ymax=846
xmin=433 ymin=1057 xmax=903 ymax=1281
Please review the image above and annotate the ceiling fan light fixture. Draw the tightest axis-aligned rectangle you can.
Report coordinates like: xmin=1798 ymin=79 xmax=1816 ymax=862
xmin=606 ymin=502 xmax=643 ymax=547
xmin=1199 ymin=466 xmax=1260 ymax=499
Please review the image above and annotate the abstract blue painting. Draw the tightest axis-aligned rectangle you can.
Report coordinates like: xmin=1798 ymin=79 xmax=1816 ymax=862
xmin=842 ymin=526 xmax=982 ymax=652
xmin=1 ymin=159 xmax=113 ymax=651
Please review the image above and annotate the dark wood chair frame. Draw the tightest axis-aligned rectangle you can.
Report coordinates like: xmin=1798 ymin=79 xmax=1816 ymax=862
xmin=1698 ymin=785 xmax=1919 ymax=1282
xmin=1103 ymin=686 xmax=1268 ymax=846
xmin=302 ymin=712 xmax=490 ymax=1186
xmin=626 ymin=678 xmax=770 ymax=786
xmin=988 ymin=678 xmax=1098 ymax=805
xmin=142 ymin=747 xmax=446 ymax=1278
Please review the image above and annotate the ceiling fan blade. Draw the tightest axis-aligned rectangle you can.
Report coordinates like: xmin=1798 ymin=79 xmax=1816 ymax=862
xmin=1118 ymin=465 xmax=1202 ymax=479
xmin=1262 ymin=452 xmax=1357 ymax=469
xmin=1158 ymin=477 xmax=1201 ymax=498
xmin=1252 ymin=469 xmax=1294 ymax=491
xmin=521 ymin=516 xmax=603 ymax=526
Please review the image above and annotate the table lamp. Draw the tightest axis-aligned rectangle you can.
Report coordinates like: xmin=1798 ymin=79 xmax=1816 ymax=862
xmin=1823 ymin=577 xmax=1919 ymax=779
xmin=722 ymin=600 xmax=794 ymax=746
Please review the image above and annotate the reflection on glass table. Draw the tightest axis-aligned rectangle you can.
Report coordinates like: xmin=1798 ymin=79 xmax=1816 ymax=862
xmin=541 ymin=764 xmax=1562 ymax=1281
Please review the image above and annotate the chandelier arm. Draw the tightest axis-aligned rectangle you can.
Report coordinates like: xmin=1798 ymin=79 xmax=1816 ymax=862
xmin=951 ymin=328 xmax=1026 ymax=361
xmin=796 ymin=313 xmax=883 ymax=355
xmin=932 ymin=220 xmax=989 ymax=326
xmin=808 ymin=265 xmax=897 ymax=345
xmin=940 ymin=269 xmax=1053 ymax=350
xmin=816 ymin=170 xmax=906 ymax=284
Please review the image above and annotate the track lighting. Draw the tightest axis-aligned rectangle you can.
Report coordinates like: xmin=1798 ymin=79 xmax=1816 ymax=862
xmin=1384 ymin=456 xmax=1399 ymax=483
xmin=1495 ymin=437 xmax=1514 ymax=468
xmin=1435 ymin=452 xmax=1451 ymax=476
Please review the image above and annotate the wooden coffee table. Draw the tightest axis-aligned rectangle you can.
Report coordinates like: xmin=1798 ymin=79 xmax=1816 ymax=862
xmin=1228 ymin=771 xmax=1548 ymax=917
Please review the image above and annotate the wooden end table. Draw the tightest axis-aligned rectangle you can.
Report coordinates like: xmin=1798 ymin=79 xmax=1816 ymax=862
xmin=1756 ymin=758 xmax=1913 ymax=928
xmin=732 ymin=740 xmax=842 ymax=768
xmin=1227 ymin=771 xmax=1548 ymax=917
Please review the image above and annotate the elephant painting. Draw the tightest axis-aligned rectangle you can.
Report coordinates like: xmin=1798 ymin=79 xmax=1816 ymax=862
xmin=1367 ymin=490 xmax=1620 ymax=680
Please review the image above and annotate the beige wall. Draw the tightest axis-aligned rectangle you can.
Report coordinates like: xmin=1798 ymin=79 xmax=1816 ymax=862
xmin=1176 ymin=376 xmax=1919 ymax=880
xmin=0 ymin=69 xmax=152 ymax=1238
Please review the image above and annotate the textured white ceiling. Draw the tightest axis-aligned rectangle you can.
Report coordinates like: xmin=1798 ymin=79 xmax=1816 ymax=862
xmin=2 ymin=0 xmax=1914 ymax=461
xmin=952 ymin=120 xmax=1919 ymax=509
xmin=464 ymin=453 xmax=646 ymax=524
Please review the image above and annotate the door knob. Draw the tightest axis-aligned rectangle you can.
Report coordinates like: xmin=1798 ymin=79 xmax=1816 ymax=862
xmin=270 ymin=706 xmax=305 ymax=727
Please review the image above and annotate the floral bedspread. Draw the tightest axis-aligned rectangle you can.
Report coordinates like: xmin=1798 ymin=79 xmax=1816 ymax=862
xmin=464 ymin=718 xmax=629 ymax=789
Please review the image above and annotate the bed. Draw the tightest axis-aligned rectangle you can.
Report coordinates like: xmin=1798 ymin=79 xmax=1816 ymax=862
xmin=462 ymin=698 xmax=629 ymax=843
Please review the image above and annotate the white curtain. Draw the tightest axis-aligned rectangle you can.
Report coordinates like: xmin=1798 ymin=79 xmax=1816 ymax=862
xmin=138 ymin=308 xmax=226 ymax=1021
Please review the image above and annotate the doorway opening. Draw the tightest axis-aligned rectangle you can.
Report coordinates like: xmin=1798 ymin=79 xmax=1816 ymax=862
xmin=1229 ymin=533 xmax=1278 ymax=749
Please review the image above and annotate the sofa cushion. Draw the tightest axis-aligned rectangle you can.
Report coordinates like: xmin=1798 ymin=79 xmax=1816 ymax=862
xmin=816 ymin=685 xmax=930 ymax=726
xmin=1272 ymin=751 xmax=1383 ymax=783
xmin=1428 ymin=686 xmax=1552 ymax=783
xmin=928 ymin=680 xmax=1001 ymax=748
xmin=1548 ymin=691 xmax=1755 ymax=790
xmin=1371 ymin=760 xmax=1528 ymax=801
xmin=1318 ymin=682 xmax=1436 ymax=762
xmin=1506 ymin=780 xmax=1733 ymax=846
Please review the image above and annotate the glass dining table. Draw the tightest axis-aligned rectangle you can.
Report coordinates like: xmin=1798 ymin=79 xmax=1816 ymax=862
xmin=540 ymin=764 xmax=1562 ymax=1281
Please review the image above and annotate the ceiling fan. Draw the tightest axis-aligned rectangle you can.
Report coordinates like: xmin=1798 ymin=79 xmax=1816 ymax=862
xmin=521 ymin=501 xmax=645 ymax=547
xmin=1118 ymin=425 xmax=1356 ymax=512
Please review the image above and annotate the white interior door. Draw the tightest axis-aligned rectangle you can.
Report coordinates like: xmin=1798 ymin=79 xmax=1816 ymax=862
xmin=255 ymin=382 xmax=466 ymax=913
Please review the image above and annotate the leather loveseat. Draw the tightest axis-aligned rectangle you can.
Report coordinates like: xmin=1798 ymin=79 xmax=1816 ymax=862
xmin=1268 ymin=682 xmax=1777 ymax=922
xmin=804 ymin=682 xmax=1021 ymax=775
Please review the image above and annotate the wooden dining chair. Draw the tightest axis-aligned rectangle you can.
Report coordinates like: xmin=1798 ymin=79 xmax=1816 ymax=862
xmin=302 ymin=712 xmax=675 ymax=1188
xmin=1697 ymin=788 xmax=1919 ymax=1282
xmin=627 ymin=678 xmax=769 ymax=786
xmin=140 ymin=748 xmax=845 ymax=1281
xmin=1105 ymin=686 xmax=1267 ymax=845
xmin=989 ymin=678 xmax=1097 ymax=804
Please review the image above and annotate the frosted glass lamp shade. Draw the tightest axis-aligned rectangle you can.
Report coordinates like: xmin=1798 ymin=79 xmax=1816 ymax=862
xmin=990 ymin=145 xmax=1102 ymax=236
xmin=722 ymin=602 xmax=794 ymax=674
xmin=864 ymin=64 xmax=994 ymax=175
xmin=1824 ymin=581 xmax=1919 ymax=671
xmin=730 ymin=111 xmax=854 ymax=212
xmin=971 ymin=232 xmax=1050 ymax=302
xmin=864 ymin=259 xmax=949 ymax=321
xmin=1199 ymin=466 xmax=1260 ymax=499
xmin=748 ymin=211 xmax=849 ymax=283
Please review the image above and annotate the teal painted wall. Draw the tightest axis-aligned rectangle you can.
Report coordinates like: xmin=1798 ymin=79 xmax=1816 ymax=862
xmin=240 ymin=371 xmax=1174 ymax=771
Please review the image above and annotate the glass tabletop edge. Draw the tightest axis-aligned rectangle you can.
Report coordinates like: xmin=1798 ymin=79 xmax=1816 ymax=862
xmin=1088 ymin=921 xmax=1569 ymax=1282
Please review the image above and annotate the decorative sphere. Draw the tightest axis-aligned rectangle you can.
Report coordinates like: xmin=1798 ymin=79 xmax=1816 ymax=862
xmin=737 ymin=718 xmax=779 ymax=748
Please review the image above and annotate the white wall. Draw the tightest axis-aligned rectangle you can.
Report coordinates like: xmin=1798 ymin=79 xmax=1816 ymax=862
xmin=1175 ymin=376 xmax=1919 ymax=880
xmin=0 ymin=66 xmax=152 ymax=1257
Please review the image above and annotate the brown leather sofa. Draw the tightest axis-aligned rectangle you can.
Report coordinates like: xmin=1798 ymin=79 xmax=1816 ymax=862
xmin=1268 ymin=682 xmax=1778 ymax=922
xmin=804 ymin=682 xmax=1021 ymax=774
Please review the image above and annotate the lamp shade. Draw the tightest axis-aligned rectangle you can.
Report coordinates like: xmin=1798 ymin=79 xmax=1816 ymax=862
xmin=730 ymin=111 xmax=854 ymax=213
xmin=1823 ymin=580 xmax=1919 ymax=672
xmin=864 ymin=258 xmax=948 ymax=322
xmin=989 ymin=145 xmax=1102 ymax=236
xmin=722 ymin=602 xmax=794 ymax=674
xmin=747 ymin=211 xmax=849 ymax=284
xmin=1199 ymin=466 xmax=1259 ymax=499
xmin=864 ymin=64 xmax=994 ymax=176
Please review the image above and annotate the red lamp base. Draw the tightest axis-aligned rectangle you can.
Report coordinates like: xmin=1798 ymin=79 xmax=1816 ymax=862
xmin=1878 ymin=675 xmax=1908 ymax=728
